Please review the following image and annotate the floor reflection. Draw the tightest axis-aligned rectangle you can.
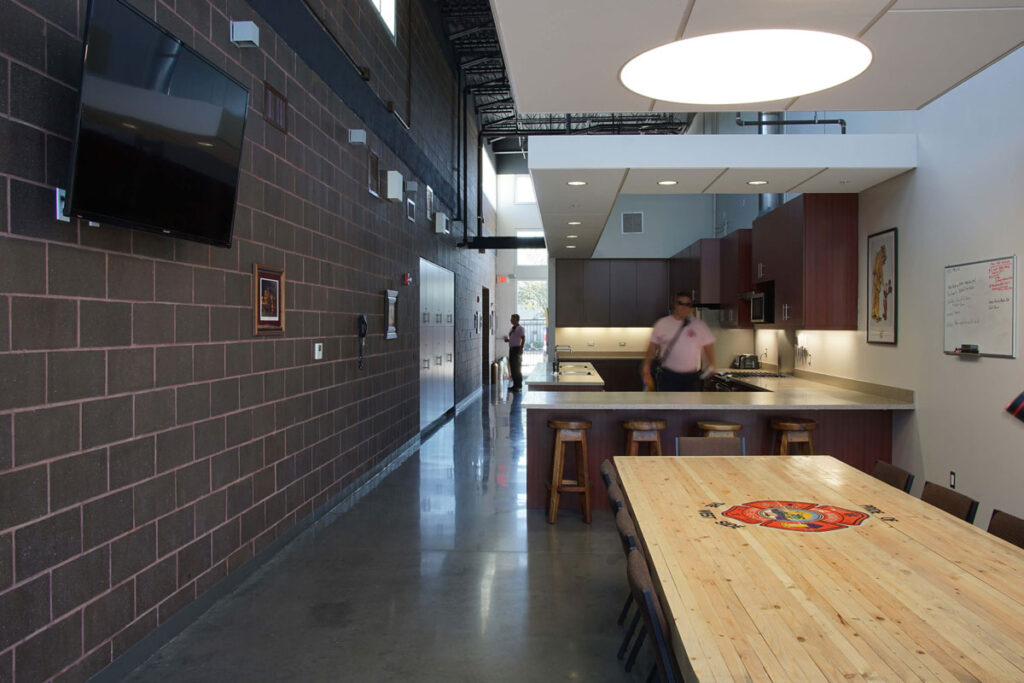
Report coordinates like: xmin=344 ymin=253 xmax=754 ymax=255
xmin=121 ymin=386 xmax=646 ymax=683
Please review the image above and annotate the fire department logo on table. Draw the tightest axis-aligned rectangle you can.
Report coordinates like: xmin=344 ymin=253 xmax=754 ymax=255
xmin=722 ymin=500 xmax=868 ymax=532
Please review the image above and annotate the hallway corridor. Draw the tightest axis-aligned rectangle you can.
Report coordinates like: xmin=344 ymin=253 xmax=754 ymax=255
xmin=118 ymin=392 xmax=647 ymax=682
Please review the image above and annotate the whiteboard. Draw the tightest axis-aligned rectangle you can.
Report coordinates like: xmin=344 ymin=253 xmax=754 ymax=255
xmin=943 ymin=256 xmax=1016 ymax=357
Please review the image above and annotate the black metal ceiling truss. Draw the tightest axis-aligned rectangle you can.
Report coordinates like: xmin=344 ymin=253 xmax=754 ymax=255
xmin=433 ymin=0 xmax=692 ymax=140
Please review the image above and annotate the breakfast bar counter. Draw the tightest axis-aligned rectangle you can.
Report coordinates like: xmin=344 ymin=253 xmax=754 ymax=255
xmin=524 ymin=373 xmax=914 ymax=514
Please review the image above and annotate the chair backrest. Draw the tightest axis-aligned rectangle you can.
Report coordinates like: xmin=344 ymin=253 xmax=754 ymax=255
xmin=988 ymin=509 xmax=1024 ymax=549
xmin=675 ymin=436 xmax=745 ymax=456
xmin=626 ymin=548 xmax=683 ymax=683
xmin=921 ymin=481 xmax=979 ymax=524
xmin=872 ymin=460 xmax=914 ymax=493
xmin=606 ymin=481 xmax=625 ymax=512
xmin=615 ymin=508 xmax=639 ymax=555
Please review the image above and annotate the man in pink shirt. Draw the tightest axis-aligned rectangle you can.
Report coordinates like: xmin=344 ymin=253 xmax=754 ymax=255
xmin=642 ymin=293 xmax=716 ymax=391
xmin=504 ymin=314 xmax=526 ymax=392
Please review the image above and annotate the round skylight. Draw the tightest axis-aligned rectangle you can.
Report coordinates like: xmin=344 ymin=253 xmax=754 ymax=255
xmin=620 ymin=30 xmax=872 ymax=105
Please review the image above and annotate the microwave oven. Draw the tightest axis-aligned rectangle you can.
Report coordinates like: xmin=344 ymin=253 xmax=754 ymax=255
xmin=750 ymin=292 xmax=770 ymax=323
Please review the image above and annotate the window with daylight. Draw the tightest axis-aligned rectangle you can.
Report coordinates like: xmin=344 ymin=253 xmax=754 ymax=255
xmin=369 ymin=0 xmax=396 ymax=37
xmin=516 ymin=230 xmax=547 ymax=266
xmin=513 ymin=175 xmax=536 ymax=204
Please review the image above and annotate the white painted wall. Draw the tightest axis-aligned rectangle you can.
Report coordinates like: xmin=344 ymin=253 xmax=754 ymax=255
xmin=593 ymin=194 xmax=714 ymax=258
xmin=494 ymin=174 xmax=547 ymax=359
xmin=787 ymin=47 xmax=1024 ymax=524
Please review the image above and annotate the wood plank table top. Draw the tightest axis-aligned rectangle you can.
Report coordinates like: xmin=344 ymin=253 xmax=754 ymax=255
xmin=614 ymin=455 xmax=1024 ymax=682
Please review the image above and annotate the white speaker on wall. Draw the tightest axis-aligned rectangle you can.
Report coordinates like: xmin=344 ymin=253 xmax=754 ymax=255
xmin=434 ymin=213 xmax=450 ymax=234
xmin=385 ymin=170 xmax=403 ymax=202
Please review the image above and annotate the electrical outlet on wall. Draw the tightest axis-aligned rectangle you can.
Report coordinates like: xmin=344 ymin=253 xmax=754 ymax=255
xmin=950 ymin=471 xmax=956 ymax=489
xmin=314 ymin=342 xmax=324 ymax=360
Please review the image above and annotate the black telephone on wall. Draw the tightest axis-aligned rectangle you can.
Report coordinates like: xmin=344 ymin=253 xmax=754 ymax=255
xmin=358 ymin=314 xmax=367 ymax=369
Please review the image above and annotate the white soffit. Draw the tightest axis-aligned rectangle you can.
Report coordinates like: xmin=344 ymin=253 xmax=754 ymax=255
xmin=529 ymin=134 xmax=917 ymax=258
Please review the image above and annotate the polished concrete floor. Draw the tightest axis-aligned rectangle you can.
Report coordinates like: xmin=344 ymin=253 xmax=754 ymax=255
xmin=121 ymin=388 xmax=651 ymax=682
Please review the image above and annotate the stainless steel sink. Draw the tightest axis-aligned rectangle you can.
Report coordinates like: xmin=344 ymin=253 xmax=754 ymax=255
xmin=557 ymin=370 xmax=592 ymax=376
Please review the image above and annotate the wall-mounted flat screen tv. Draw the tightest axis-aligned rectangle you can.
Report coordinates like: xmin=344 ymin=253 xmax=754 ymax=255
xmin=67 ymin=0 xmax=250 ymax=248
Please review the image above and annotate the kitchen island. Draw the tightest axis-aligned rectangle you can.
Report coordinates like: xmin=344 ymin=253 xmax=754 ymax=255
xmin=524 ymin=372 xmax=914 ymax=514
xmin=524 ymin=361 xmax=604 ymax=391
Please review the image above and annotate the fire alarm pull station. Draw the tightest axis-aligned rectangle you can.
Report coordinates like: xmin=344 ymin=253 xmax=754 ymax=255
xmin=403 ymin=273 xmax=412 ymax=285
xmin=358 ymin=315 xmax=367 ymax=369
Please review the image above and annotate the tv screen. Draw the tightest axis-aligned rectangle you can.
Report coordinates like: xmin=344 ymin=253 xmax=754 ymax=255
xmin=67 ymin=0 xmax=249 ymax=248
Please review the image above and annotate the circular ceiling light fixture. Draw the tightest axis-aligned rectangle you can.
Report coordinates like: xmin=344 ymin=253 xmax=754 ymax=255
xmin=567 ymin=234 xmax=579 ymax=239
xmin=568 ymin=220 xmax=582 ymax=225
xmin=620 ymin=29 xmax=872 ymax=105
xmin=657 ymin=180 xmax=678 ymax=186
xmin=567 ymin=180 xmax=587 ymax=186
xmin=746 ymin=180 xmax=768 ymax=186
xmin=566 ymin=244 xmax=577 ymax=249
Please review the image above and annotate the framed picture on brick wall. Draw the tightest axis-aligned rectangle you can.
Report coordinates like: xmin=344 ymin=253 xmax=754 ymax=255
xmin=254 ymin=264 xmax=285 ymax=336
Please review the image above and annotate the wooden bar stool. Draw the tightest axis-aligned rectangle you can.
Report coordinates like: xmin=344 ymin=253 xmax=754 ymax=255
xmin=547 ymin=419 xmax=593 ymax=524
xmin=623 ymin=420 xmax=667 ymax=456
xmin=770 ymin=417 xmax=818 ymax=455
xmin=697 ymin=421 xmax=742 ymax=438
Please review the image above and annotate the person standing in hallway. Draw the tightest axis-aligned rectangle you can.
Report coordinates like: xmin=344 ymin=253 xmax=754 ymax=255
xmin=504 ymin=314 xmax=526 ymax=392
xmin=642 ymin=293 xmax=716 ymax=391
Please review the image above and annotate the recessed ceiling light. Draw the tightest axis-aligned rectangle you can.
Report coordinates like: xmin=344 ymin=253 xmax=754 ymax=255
xmin=567 ymin=234 xmax=578 ymax=239
xmin=566 ymin=244 xmax=577 ymax=249
xmin=620 ymin=29 xmax=872 ymax=105
xmin=747 ymin=180 xmax=768 ymax=186
xmin=567 ymin=181 xmax=587 ymax=186
xmin=568 ymin=221 xmax=582 ymax=225
xmin=657 ymin=180 xmax=677 ymax=186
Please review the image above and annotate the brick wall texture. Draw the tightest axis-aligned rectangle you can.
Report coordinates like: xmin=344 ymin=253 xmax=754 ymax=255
xmin=0 ymin=0 xmax=495 ymax=680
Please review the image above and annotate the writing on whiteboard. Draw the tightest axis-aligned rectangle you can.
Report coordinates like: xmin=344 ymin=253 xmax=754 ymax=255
xmin=943 ymin=256 xmax=1016 ymax=357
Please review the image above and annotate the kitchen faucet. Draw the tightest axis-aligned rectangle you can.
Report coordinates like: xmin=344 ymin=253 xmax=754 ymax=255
xmin=553 ymin=345 xmax=572 ymax=372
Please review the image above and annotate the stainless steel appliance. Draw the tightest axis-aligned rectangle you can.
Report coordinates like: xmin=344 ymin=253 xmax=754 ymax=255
xmin=750 ymin=292 xmax=767 ymax=323
xmin=731 ymin=354 xmax=760 ymax=369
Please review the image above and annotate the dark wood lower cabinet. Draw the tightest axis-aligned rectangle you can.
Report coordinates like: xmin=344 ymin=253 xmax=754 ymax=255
xmin=589 ymin=359 xmax=645 ymax=391
xmin=526 ymin=408 xmax=894 ymax=513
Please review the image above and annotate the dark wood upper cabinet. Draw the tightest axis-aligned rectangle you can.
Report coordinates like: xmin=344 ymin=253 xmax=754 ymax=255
xmin=720 ymin=228 xmax=752 ymax=328
xmin=582 ymin=260 xmax=610 ymax=326
xmin=671 ymin=238 xmax=721 ymax=305
xmin=555 ymin=259 xmax=669 ymax=326
xmin=555 ymin=259 xmax=584 ymax=326
xmin=751 ymin=194 xmax=858 ymax=329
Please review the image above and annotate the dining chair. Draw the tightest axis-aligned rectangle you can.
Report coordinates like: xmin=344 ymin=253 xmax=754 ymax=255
xmin=988 ymin=509 xmax=1024 ymax=549
xmin=675 ymin=436 xmax=746 ymax=456
xmin=626 ymin=547 xmax=684 ymax=682
xmin=921 ymin=481 xmax=979 ymax=524
xmin=614 ymin=509 xmax=643 ymax=665
xmin=872 ymin=460 xmax=914 ymax=493
xmin=606 ymin=481 xmax=625 ymax=513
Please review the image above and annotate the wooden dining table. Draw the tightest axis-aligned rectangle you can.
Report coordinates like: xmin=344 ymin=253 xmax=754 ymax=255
xmin=614 ymin=455 xmax=1024 ymax=682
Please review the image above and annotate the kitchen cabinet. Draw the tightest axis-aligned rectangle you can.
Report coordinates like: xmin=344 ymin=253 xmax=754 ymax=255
xmin=555 ymin=259 xmax=669 ymax=326
xmin=720 ymin=228 xmax=752 ymax=328
xmin=582 ymin=260 xmax=610 ymax=326
xmin=555 ymin=260 xmax=584 ymax=326
xmin=671 ymin=238 xmax=720 ymax=305
xmin=751 ymin=194 xmax=858 ymax=329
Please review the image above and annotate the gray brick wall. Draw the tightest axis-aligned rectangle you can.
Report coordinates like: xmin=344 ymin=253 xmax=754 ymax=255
xmin=0 ymin=0 xmax=494 ymax=679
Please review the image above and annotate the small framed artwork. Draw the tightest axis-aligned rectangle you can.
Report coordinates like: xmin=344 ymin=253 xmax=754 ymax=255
xmin=406 ymin=197 xmax=416 ymax=222
xmin=385 ymin=289 xmax=398 ymax=339
xmin=254 ymin=264 xmax=285 ymax=336
xmin=368 ymin=150 xmax=381 ymax=197
xmin=867 ymin=227 xmax=897 ymax=344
